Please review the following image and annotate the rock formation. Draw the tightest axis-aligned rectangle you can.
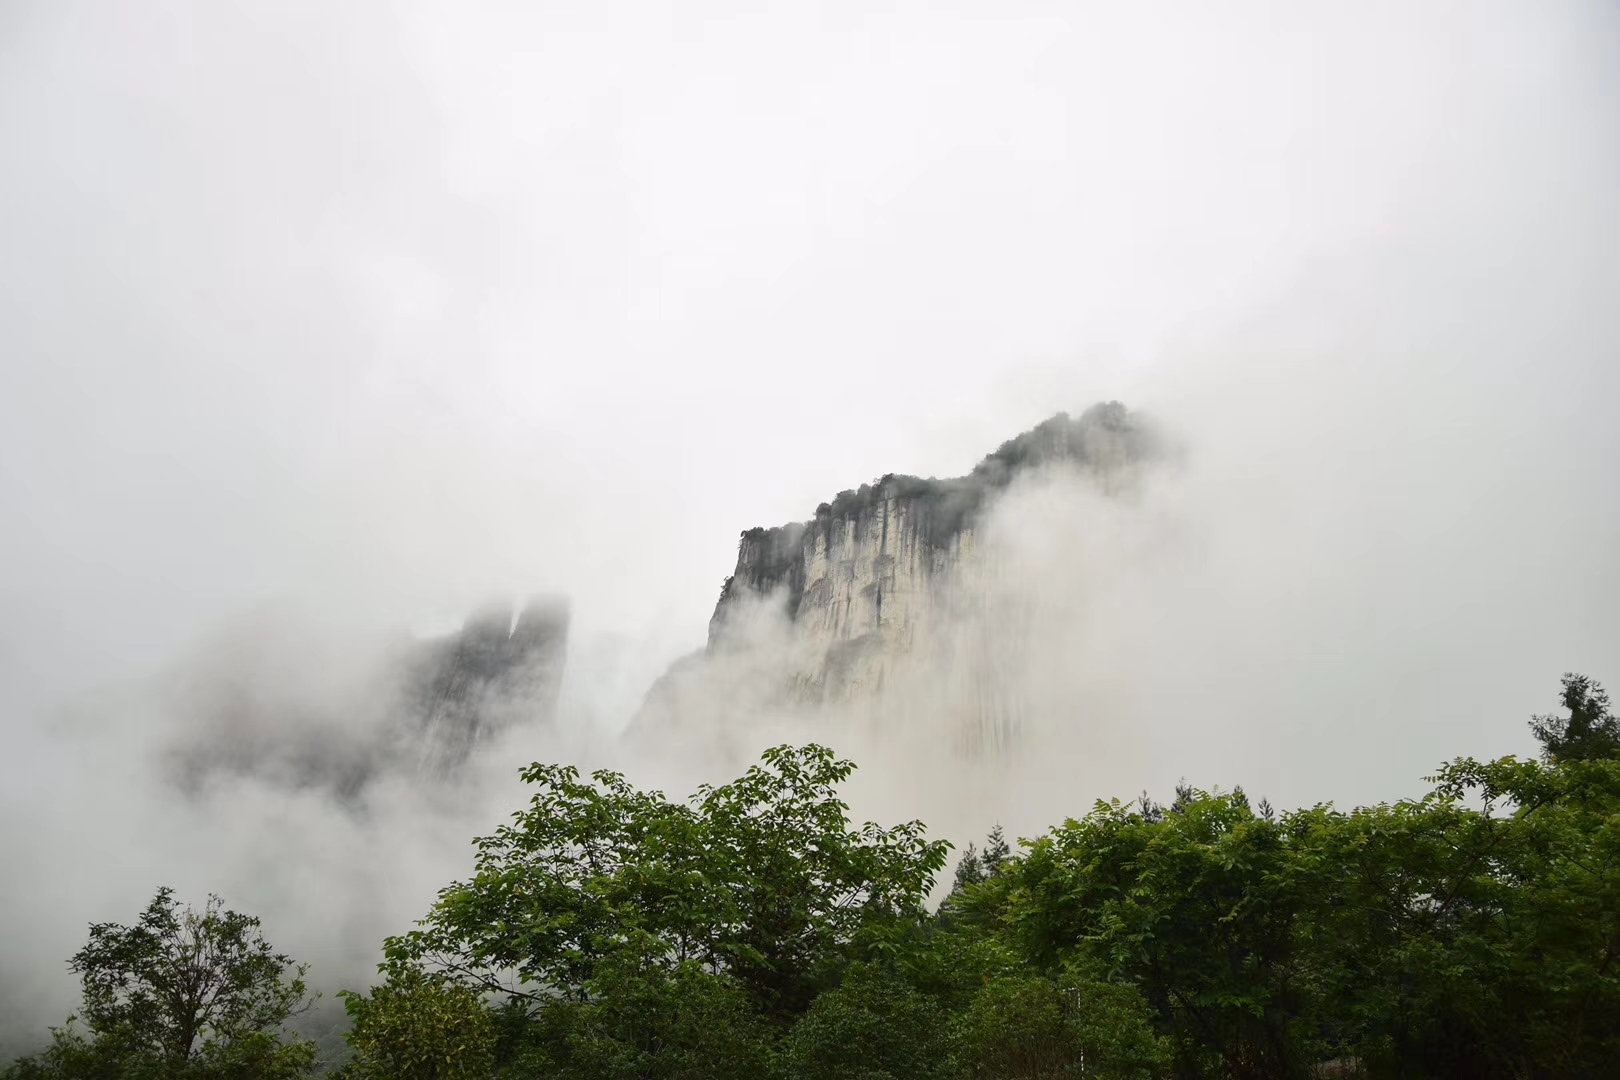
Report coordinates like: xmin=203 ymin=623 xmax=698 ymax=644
xmin=402 ymin=599 xmax=570 ymax=778
xmin=632 ymin=403 xmax=1159 ymax=753
xmin=162 ymin=597 xmax=569 ymax=801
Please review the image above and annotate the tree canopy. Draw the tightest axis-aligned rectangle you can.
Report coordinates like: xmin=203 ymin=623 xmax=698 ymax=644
xmin=9 ymin=674 xmax=1619 ymax=1080
xmin=384 ymin=744 xmax=947 ymax=1022
xmin=1531 ymin=672 xmax=1620 ymax=762
xmin=5 ymin=889 xmax=315 ymax=1080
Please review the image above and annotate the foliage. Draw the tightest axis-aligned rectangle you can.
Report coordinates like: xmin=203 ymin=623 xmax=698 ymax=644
xmin=489 ymin=960 xmax=772 ymax=1080
xmin=954 ymin=973 xmax=1079 ymax=1078
xmin=1531 ymin=672 xmax=1620 ymax=762
xmin=980 ymin=826 xmax=1011 ymax=877
xmin=3 ymin=1024 xmax=315 ymax=1080
xmin=11 ymin=675 xmax=1619 ymax=1080
xmin=1006 ymin=788 xmax=1315 ymax=1077
xmin=337 ymin=968 xmax=492 ymax=1080
xmin=1061 ymin=977 xmax=1172 ymax=1080
xmin=953 ymin=972 xmax=1167 ymax=1080
xmin=728 ymin=404 xmax=1159 ymax=581
xmin=950 ymin=843 xmax=984 ymax=894
xmin=853 ymin=915 xmax=1017 ymax=1013
xmin=940 ymin=827 xmax=1013 ymax=927
xmin=777 ymin=964 xmax=953 ymax=1080
xmin=989 ymin=681 xmax=1620 ymax=1078
xmin=3 ymin=889 xmax=314 ymax=1079
xmin=386 ymin=743 xmax=948 ymax=1024
xmin=1327 ymin=752 xmax=1620 ymax=1077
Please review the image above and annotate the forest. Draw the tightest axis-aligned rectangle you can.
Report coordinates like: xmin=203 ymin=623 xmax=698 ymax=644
xmin=6 ymin=673 xmax=1617 ymax=1080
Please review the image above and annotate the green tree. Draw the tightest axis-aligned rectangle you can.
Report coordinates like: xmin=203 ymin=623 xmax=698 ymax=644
xmin=1061 ymin=977 xmax=1172 ymax=1080
xmin=309 ymin=670 xmax=1617 ymax=1080
xmin=1531 ymin=673 xmax=1619 ymax=763
xmin=524 ymin=960 xmax=773 ymax=1080
xmin=954 ymin=972 xmax=1167 ymax=1080
xmin=1301 ymin=752 xmax=1620 ymax=1078
xmin=854 ymin=914 xmax=1017 ymax=1013
xmin=338 ymin=968 xmax=493 ymax=1080
xmin=955 ymin=974 xmax=1077 ymax=1079
xmin=4 ymin=888 xmax=315 ymax=1080
xmin=692 ymin=745 xmax=947 ymax=1017
xmin=1005 ymin=789 xmax=1315 ymax=1078
xmin=981 ymin=826 xmax=1011 ymax=877
xmin=949 ymin=843 xmax=984 ymax=895
xmin=386 ymin=744 xmax=948 ymax=1056
xmin=777 ymin=964 xmax=953 ymax=1080
xmin=987 ymin=673 xmax=1620 ymax=1080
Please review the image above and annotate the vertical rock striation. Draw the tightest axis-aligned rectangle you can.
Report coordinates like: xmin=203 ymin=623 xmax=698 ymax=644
xmin=406 ymin=598 xmax=570 ymax=777
xmin=162 ymin=596 xmax=570 ymax=801
xmin=635 ymin=402 xmax=1159 ymax=753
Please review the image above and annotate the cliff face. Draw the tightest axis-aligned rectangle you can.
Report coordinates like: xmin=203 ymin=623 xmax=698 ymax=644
xmin=638 ymin=403 xmax=1158 ymax=752
xmin=403 ymin=599 xmax=569 ymax=777
xmin=164 ymin=597 xmax=569 ymax=801
xmin=711 ymin=492 xmax=972 ymax=705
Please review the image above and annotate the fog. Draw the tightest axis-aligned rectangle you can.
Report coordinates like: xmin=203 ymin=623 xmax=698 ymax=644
xmin=2 ymin=0 xmax=1618 ymax=1056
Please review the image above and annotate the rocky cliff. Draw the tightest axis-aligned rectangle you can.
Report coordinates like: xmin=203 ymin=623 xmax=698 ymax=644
xmin=163 ymin=597 xmax=569 ymax=801
xmin=634 ymin=403 xmax=1158 ymax=753
xmin=402 ymin=599 xmax=569 ymax=777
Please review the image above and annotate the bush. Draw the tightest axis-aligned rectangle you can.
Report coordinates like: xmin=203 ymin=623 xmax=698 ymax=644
xmin=954 ymin=973 xmax=1167 ymax=1080
xmin=778 ymin=965 xmax=953 ymax=1080
xmin=339 ymin=968 xmax=494 ymax=1080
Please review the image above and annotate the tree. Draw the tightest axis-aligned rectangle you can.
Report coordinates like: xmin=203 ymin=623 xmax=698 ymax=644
xmin=387 ymin=744 xmax=948 ymax=1026
xmin=777 ymin=964 xmax=953 ymax=1080
xmin=953 ymin=972 xmax=1167 ymax=1080
xmin=988 ymin=678 xmax=1620 ymax=1080
xmin=1005 ymin=790 xmax=1313 ymax=1078
xmin=522 ymin=961 xmax=773 ymax=1080
xmin=692 ymin=745 xmax=948 ymax=1017
xmin=949 ymin=843 xmax=984 ymax=895
xmin=1531 ymin=673 xmax=1619 ymax=762
xmin=4 ymin=888 xmax=315 ymax=1079
xmin=954 ymin=974 xmax=1079 ymax=1079
xmin=338 ymin=968 xmax=493 ymax=1080
xmin=1333 ymin=751 xmax=1620 ymax=1077
xmin=980 ymin=826 xmax=1010 ymax=877
xmin=326 ymin=670 xmax=1617 ymax=1080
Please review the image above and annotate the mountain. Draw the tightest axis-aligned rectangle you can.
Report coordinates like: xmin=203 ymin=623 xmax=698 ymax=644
xmin=161 ymin=597 xmax=569 ymax=801
xmin=402 ymin=599 xmax=569 ymax=778
xmin=630 ymin=403 xmax=1160 ymax=753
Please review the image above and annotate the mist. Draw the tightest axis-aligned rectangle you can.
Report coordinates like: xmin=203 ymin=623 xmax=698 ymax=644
xmin=2 ymin=0 xmax=1618 ymax=1058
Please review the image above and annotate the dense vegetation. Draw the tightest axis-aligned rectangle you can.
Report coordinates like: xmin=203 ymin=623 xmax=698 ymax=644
xmin=8 ymin=674 xmax=1617 ymax=1079
xmin=3 ymin=889 xmax=317 ymax=1079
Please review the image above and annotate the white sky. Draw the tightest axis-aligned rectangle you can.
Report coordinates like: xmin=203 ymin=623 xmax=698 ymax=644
xmin=1 ymin=0 xmax=1617 ymax=801
xmin=1 ymin=0 xmax=1619 ymax=1045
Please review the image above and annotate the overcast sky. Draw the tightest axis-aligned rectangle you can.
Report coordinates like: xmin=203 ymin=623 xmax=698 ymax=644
xmin=3 ymin=0 xmax=1609 ymax=699
xmin=2 ymin=0 xmax=1619 ymax=1047
xmin=1 ymin=0 xmax=1619 ymax=996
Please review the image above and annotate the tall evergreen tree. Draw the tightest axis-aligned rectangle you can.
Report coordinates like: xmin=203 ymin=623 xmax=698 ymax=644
xmin=1531 ymin=673 xmax=1619 ymax=762
xmin=981 ymin=826 xmax=1011 ymax=876
xmin=949 ymin=842 xmax=984 ymax=894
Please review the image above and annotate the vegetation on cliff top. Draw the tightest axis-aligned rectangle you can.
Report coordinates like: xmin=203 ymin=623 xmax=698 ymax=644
xmin=802 ymin=401 xmax=1154 ymax=540
xmin=723 ymin=403 xmax=1159 ymax=617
